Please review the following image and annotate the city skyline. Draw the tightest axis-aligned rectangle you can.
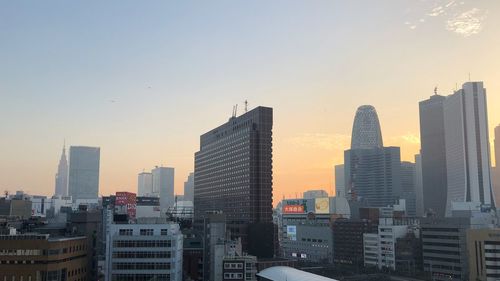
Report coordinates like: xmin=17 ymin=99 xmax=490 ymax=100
xmin=2 ymin=1 xmax=500 ymax=204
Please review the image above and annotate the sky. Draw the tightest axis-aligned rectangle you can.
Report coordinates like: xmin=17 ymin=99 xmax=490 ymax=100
xmin=1 ymin=0 xmax=500 ymax=205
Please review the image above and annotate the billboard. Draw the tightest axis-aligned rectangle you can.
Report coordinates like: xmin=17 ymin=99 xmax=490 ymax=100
xmin=286 ymin=225 xmax=297 ymax=241
xmin=116 ymin=192 xmax=137 ymax=219
xmin=283 ymin=199 xmax=308 ymax=214
xmin=315 ymin=197 xmax=330 ymax=214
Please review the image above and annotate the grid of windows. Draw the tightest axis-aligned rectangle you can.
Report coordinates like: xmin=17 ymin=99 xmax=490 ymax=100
xmin=113 ymin=240 xmax=171 ymax=248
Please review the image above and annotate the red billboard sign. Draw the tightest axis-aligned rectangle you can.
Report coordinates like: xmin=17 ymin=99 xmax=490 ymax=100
xmin=283 ymin=205 xmax=305 ymax=214
xmin=116 ymin=192 xmax=137 ymax=219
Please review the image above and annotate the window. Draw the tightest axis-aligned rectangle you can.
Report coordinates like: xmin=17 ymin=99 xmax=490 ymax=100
xmin=119 ymin=229 xmax=133 ymax=236
xmin=140 ymin=229 xmax=154 ymax=236
xmin=160 ymin=229 xmax=168 ymax=236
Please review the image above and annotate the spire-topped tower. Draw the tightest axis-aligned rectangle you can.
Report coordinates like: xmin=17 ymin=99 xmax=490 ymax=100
xmin=54 ymin=142 xmax=68 ymax=196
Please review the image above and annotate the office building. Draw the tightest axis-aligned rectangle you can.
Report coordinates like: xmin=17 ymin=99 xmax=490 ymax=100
xmin=138 ymin=172 xmax=153 ymax=197
xmin=303 ymin=189 xmax=328 ymax=199
xmin=281 ymin=197 xmax=348 ymax=263
xmin=183 ymin=231 xmax=204 ymax=281
xmin=0 ymin=231 xmax=87 ymax=281
xmin=419 ymin=93 xmax=448 ymax=217
xmin=493 ymin=125 xmax=500 ymax=206
xmin=105 ymin=218 xmax=183 ymax=281
xmin=345 ymin=105 xmax=402 ymax=207
xmin=183 ymin=172 xmax=194 ymax=202
xmin=350 ymin=105 xmax=383 ymax=149
xmin=334 ymin=164 xmax=346 ymax=198
xmin=0 ymin=197 xmax=32 ymax=219
xmin=363 ymin=218 xmax=419 ymax=271
xmin=401 ymin=161 xmax=417 ymax=217
xmin=152 ymin=166 xmax=175 ymax=213
xmin=55 ymin=144 xmax=68 ymax=197
xmin=194 ymin=106 xmax=273 ymax=257
xmin=332 ymin=219 xmax=378 ymax=267
xmin=222 ymin=255 xmax=257 ymax=281
xmin=443 ymin=82 xmax=495 ymax=215
xmin=421 ymin=214 xmax=495 ymax=281
xmin=467 ymin=228 xmax=500 ymax=281
xmin=68 ymin=146 xmax=100 ymax=201
xmin=345 ymin=147 xmax=402 ymax=207
xmin=415 ymin=154 xmax=424 ymax=217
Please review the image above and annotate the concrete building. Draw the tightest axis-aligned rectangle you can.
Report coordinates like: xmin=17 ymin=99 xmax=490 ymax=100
xmin=303 ymin=189 xmax=328 ymax=199
xmin=183 ymin=172 xmax=194 ymax=203
xmin=222 ymin=255 xmax=257 ymax=281
xmin=401 ymin=161 xmax=417 ymax=217
xmin=415 ymin=154 xmax=424 ymax=217
xmin=421 ymin=214 xmax=496 ymax=281
xmin=345 ymin=147 xmax=402 ymax=207
xmin=55 ymin=144 xmax=68 ymax=197
xmin=194 ymin=106 xmax=273 ymax=257
xmin=281 ymin=197 xmax=350 ymax=263
xmin=334 ymin=164 xmax=346 ymax=198
xmin=152 ymin=166 xmax=175 ymax=213
xmin=467 ymin=228 xmax=500 ymax=281
xmin=493 ymin=125 xmax=500 ymax=207
xmin=419 ymin=93 xmax=448 ymax=217
xmin=138 ymin=172 xmax=153 ymax=197
xmin=443 ymin=82 xmax=495 ymax=215
xmin=0 ymin=231 xmax=88 ymax=281
xmin=105 ymin=218 xmax=183 ymax=281
xmin=363 ymin=218 xmax=418 ymax=271
xmin=68 ymin=146 xmax=100 ymax=201
xmin=0 ymin=196 xmax=32 ymax=219
xmin=332 ymin=219 xmax=378 ymax=268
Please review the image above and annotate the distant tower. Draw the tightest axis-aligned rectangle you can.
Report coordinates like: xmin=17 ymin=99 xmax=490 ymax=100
xmin=54 ymin=143 xmax=68 ymax=196
xmin=350 ymin=105 xmax=383 ymax=149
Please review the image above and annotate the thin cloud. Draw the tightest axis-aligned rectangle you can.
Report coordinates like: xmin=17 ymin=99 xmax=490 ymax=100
xmin=446 ymin=8 xmax=487 ymax=37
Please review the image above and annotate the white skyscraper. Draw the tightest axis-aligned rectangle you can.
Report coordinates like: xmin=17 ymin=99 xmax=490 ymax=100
xmin=68 ymin=146 xmax=100 ymax=201
xmin=138 ymin=172 xmax=153 ymax=197
xmin=152 ymin=166 xmax=175 ymax=212
xmin=443 ymin=81 xmax=494 ymax=216
xmin=54 ymin=144 xmax=68 ymax=196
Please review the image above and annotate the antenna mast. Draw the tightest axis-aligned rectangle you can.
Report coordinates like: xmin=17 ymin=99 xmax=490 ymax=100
xmin=244 ymin=100 xmax=248 ymax=113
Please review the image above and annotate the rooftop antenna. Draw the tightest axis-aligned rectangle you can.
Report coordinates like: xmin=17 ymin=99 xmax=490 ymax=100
xmin=434 ymin=86 xmax=438 ymax=95
xmin=244 ymin=100 xmax=248 ymax=113
xmin=234 ymin=104 xmax=238 ymax=117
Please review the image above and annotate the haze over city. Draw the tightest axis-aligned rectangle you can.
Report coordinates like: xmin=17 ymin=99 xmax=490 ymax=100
xmin=2 ymin=0 xmax=500 ymax=204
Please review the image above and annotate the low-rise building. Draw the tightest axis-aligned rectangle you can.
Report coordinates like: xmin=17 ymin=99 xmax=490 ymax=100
xmin=105 ymin=218 xmax=183 ymax=281
xmin=0 ymin=230 xmax=87 ymax=281
xmin=467 ymin=228 xmax=500 ymax=281
xmin=222 ymin=255 xmax=257 ymax=281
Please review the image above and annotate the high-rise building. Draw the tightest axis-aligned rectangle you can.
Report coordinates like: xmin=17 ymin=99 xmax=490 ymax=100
xmin=345 ymin=147 xmax=402 ymax=207
xmin=302 ymin=189 xmax=328 ymax=199
xmin=414 ymin=154 xmax=424 ymax=217
xmin=54 ymin=144 xmax=68 ymax=197
xmin=138 ymin=172 xmax=153 ymax=197
xmin=419 ymin=93 xmax=448 ymax=217
xmin=194 ymin=106 xmax=273 ymax=257
xmin=345 ymin=105 xmax=402 ymax=208
xmin=152 ymin=166 xmax=175 ymax=213
xmin=183 ymin=172 xmax=194 ymax=202
xmin=400 ymin=161 xmax=416 ymax=217
xmin=350 ymin=105 xmax=383 ymax=149
xmin=68 ymin=146 xmax=100 ymax=201
xmin=493 ymin=125 xmax=500 ymax=205
xmin=334 ymin=164 xmax=345 ymax=197
xmin=443 ymin=82 xmax=494 ymax=215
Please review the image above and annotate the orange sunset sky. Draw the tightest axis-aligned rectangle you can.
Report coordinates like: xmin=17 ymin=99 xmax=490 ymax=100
xmin=1 ymin=1 xmax=499 ymax=206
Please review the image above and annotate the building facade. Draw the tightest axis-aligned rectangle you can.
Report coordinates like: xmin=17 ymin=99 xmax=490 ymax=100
xmin=400 ymin=161 xmax=417 ymax=217
xmin=194 ymin=106 xmax=273 ymax=257
xmin=152 ymin=166 xmax=175 ymax=213
xmin=68 ymin=146 xmax=100 ymax=201
xmin=443 ymin=82 xmax=495 ymax=215
xmin=137 ymin=172 xmax=153 ymax=197
xmin=183 ymin=172 xmax=194 ymax=203
xmin=105 ymin=219 xmax=183 ymax=281
xmin=419 ymin=93 xmax=448 ymax=217
xmin=0 ymin=232 xmax=87 ymax=281
xmin=332 ymin=219 xmax=378 ymax=268
xmin=467 ymin=228 xmax=500 ymax=281
xmin=350 ymin=105 xmax=383 ymax=149
xmin=335 ymin=164 xmax=346 ymax=198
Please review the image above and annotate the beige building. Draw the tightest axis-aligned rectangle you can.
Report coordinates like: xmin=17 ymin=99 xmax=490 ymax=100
xmin=467 ymin=228 xmax=500 ymax=281
xmin=0 ymin=232 xmax=87 ymax=281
